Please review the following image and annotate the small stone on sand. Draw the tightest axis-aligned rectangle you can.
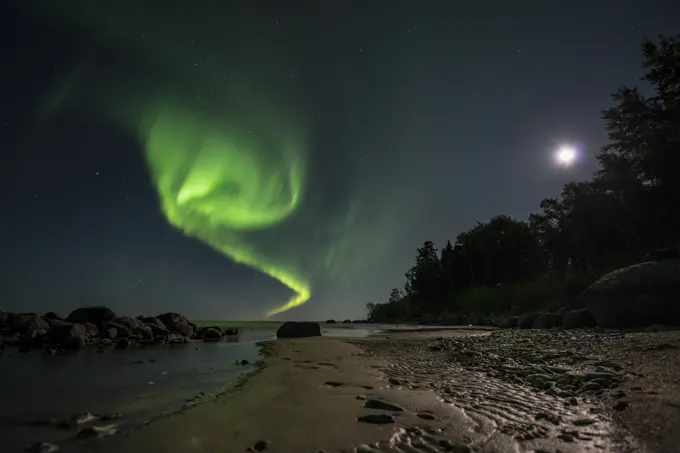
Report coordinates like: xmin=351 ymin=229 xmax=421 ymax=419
xmin=363 ymin=399 xmax=404 ymax=412
xmin=253 ymin=439 xmax=269 ymax=451
xmin=357 ymin=414 xmax=394 ymax=424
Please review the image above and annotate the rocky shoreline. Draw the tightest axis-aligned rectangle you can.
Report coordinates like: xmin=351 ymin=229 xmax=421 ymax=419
xmin=356 ymin=328 xmax=680 ymax=452
xmin=0 ymin=307 xmax=240 ymax=355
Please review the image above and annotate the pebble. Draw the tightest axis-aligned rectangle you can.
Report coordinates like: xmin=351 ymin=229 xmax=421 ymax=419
xmin=573 ymin=418 xmax=596 ymax=426
xmin=357 ymin=414 xmax=395 ymax=424
xmin=252 ymin=439 xmax=269 ymax=451
xmin=416 ymin=412 xmax=436 ymax=420
xmin=363 ymin=399 xmax=404 ymax=412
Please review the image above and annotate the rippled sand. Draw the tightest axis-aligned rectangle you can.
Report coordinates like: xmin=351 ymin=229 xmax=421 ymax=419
xmin=64 ymin=329 xmax=679 ymax=453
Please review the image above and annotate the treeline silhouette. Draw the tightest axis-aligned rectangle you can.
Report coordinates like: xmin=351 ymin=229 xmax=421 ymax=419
xmin=367 ymin=34 xmax=680 ymax=323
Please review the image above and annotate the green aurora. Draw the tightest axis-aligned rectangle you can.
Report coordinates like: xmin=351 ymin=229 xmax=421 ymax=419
xmin=29 ymin=2 xmax=314 ymax=317
xmin=25 ymin=0 xmax=412 ymax=317
xmin=141 ymin=104 xmax=311 ymax=317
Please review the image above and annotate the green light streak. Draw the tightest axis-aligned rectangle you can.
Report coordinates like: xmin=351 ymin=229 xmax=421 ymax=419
xmin=25 ymin=1 xmax=317 ymax=317
xmin=142 ymin=106 xmax=310 ymax=317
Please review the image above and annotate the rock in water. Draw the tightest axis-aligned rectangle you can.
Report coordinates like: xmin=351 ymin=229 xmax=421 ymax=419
xmin=201 ymin=327 xmax=223 ymax=341
xmin=47 ymin=321 xmax=87 ymax=350
xmin=276 ymin=321 xmax=321 ymax=338
xmin=579 ymin=259 xmax=680 ymax=328
xmin=66 ymin=306 xmax=117 ymax=327
xmin=156 ymin=312 xmax=190 ymax=332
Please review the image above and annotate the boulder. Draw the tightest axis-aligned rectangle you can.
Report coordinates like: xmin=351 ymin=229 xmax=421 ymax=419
xmin=326 ymin=319 xmax=337 ymax=324
xmin=562 ymin=309 xmax=597 ymax=329
xmin=42 ymin=312 xmax=60 ymax=320
xmin=175 ymin=322 xmax=194 ymax=338
xmin=66 ymin=306 xmax=117 ymax=327
xmin=145 ymin=323 xmax=169 ymax=336
xmin=24 ymin=317 xmax=50 ymax=335
xmin=223 ymin=327 xmax=240 ymax=336
xmin=116 ymin=338 xmax=131 ymax=350
xmin=47 ymin=320 xmax=87 ymax=349
xmin=579 ymin=259 xmax=680 ymax=328
xmin=140 ymin=317 xmax=167 ymax=329
xmin=202 ymin=327 xmax=223 ymax=341
xmin=276 ymin=321 xmax=321 ymax=338
xmin=106 ymin=322 xmax=132 ymax=338
xmin=156 ymin=312 xmax=190 ymax=332
xmin=135 ymin=325 xmax=153 ymax=339
xmin=6 ymin=313 xmax=41 ymax=333
xmin=83 ymin=322 xmax=99 ymax=337
xmin=532 ymin=313 xmax=562 ymax=329
xmin=113 ymin=317 xmax=141 ymax=331
xmin=343 ymin=319 xmax=352 ymax=324
xmin=100 ymin=327 xmax=118 ymax=340
xmin=518 ymin=312 xmax=540 ymax=329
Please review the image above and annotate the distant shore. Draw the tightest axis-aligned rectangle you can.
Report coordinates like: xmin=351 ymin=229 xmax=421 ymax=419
xmin=92 ymin=327 xmax=680 ymax=453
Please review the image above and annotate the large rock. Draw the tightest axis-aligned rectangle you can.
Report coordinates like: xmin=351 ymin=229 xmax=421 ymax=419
xmin=145 ymin=323 xmax=169 ymax=336
xmin=175 ymin=322 xmax=194 ymax=338
xmin=47 ymin=320 xmax=87 ymax=349
xmin=42 ymin=312 xmax=60 ymax=320
xmin=113 ymin=317 xmax=142 ymax=331
xmin=276 ymin=321 xmax=321 ymax=338
xmin=6 ymin=313 xmax=41 ymax=333
xmin=562 ymin=309 xmax=597 ymax=329
xmin=579 ymin=259 xmax=680 ymax=328
xmin=66 ymin=306 xmax=117 ymax=327
xmin=201 ymin=327 xmax=223 ymax=341
xmin=106 ymin=322 xmax=132 ymax=338
xmin=141 ymin=317 xmax=167 ymax=329
xmin=156 ymin=312 xmax=190 ymax=331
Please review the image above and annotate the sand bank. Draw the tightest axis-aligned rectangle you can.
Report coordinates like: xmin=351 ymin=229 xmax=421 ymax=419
xmin=99 ymin=329 xmax=679 ymax=453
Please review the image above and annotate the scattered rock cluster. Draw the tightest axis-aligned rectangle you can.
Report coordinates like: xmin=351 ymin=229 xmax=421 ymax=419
xmin=0 ymin=306 xmax=240 ymax=354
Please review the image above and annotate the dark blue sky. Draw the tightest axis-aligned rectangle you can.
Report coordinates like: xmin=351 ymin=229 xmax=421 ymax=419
xmin=2 ymin=1 xmax=678 ymax=320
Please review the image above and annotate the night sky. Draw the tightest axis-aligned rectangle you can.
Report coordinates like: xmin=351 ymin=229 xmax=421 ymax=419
xmin=2 ymin=1 xmax=678 ymax=321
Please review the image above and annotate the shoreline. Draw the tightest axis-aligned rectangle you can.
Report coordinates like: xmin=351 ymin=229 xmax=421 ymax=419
xmin=89 ymin=329 xmax=679 ymax=453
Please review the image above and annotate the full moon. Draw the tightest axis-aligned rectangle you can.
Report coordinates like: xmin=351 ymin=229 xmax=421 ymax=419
xmin=555 ymin=145 xmax=577 ymax=166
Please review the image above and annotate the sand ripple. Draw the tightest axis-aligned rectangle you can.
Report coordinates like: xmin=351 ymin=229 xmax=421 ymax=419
xmin=352 ymin=334 xmax=640 ymax=453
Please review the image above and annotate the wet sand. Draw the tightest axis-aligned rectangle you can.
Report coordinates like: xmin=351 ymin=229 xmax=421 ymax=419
xmin=91 ymin=329 xmax=679 ymax=453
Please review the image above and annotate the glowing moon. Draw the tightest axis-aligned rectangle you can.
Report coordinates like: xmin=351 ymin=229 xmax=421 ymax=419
xmin=555 ymin=145 xmax=577 ymax=166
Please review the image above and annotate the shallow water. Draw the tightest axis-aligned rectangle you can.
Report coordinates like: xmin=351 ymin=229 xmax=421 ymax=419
xmin=0 ymin=330 xmax=275 ymax=452
xmin=0 ymin=323 xmax=383 ymax=452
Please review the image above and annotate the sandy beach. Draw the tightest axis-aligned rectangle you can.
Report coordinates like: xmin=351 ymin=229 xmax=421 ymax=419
xmin=91 ymin=328 xmax=680 ymax=453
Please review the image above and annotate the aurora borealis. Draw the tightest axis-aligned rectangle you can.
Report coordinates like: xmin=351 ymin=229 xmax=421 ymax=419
xmin=142 ymin=105 xmax=310 ymax=316
xmin=3 ymin=1 xmax=677 ymax=319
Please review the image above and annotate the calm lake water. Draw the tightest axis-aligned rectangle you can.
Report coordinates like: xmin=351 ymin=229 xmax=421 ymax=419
xmin=0 ymin=322 xmax=382 ymax=452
